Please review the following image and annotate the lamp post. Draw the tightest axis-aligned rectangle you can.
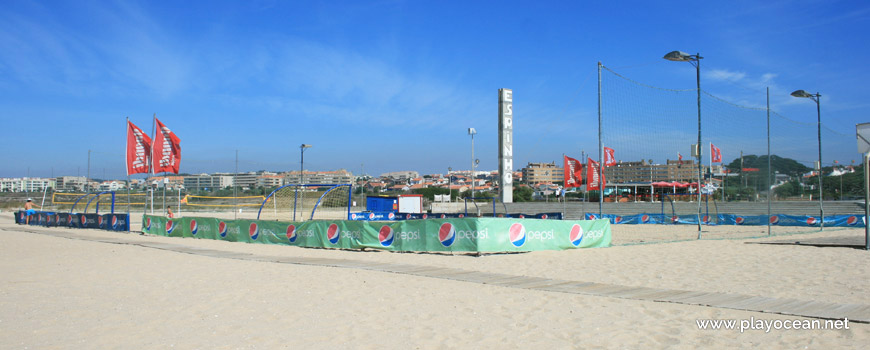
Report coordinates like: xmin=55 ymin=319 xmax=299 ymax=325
xmin=294 ymin=144 xmax=312 ymax=221
xmin=791 ymin=89 xmax=823 ymax=230
xmin=468 ymin=128 xmax=477 ymax=201
xmin=649 ymin=159 xmax=654 ymax=202
xmin=664 ymin=50 xmax=703 ymax=238
xmin=448 ymin=166 xmax=453 ymax=202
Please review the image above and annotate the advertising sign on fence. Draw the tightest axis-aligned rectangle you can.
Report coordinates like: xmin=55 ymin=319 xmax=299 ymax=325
xmin=143 ymin=215 xmax=611 ymax=253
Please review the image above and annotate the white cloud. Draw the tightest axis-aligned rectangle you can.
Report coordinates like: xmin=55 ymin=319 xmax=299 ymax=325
xmin=707 ymin=69 xmax=746 ymax=82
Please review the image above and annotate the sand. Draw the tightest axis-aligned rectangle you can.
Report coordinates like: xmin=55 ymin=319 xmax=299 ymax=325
xmin=1 ymin=212 xmax=868 ymax=349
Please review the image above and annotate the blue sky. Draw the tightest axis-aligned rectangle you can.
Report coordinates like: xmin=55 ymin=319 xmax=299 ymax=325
xmin=2 ymin=0 xmax=868 ymax=179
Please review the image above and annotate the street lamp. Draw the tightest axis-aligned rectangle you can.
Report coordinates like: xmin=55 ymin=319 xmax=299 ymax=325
xmin=448 ymin=167 xmax=453 ymax=202
xmin=294 ymin=144 xmax=313 ymax=221
xmin=649 ymin=159 xmax=654 ymax=202
xmin=468 ymin=128 xmax=477 ymax=200
xmin=664 ymin=50 xmax=704 ymax=237
xmin=791 ymin=89 xmax=823 ymax=230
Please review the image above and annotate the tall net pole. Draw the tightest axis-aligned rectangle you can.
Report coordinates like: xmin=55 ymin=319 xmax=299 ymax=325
xmin=597 ymin=62 xmax=603 ymax=215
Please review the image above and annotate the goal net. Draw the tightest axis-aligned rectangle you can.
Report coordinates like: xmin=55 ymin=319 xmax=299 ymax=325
xmin=257 ymin=184 xmax=351 ymax=222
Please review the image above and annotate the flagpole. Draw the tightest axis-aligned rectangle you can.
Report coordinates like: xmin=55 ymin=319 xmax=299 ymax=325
xmin=597 ymin=62 xmax=603 ymax=216
xmin=148 ymin=113 xmax=156 ymax=216
xmin=126 ymin=117 xmax=131 ymax=217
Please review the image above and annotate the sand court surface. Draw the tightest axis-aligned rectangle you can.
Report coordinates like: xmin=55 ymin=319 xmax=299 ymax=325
xmin=2 ymin=213 xmax=869 ymax=348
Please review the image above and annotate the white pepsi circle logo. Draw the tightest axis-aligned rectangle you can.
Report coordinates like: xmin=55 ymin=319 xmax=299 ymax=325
xmin=806 ymin=217 xmax=817 ymax=225
xmin=378 ymin=225 xmax=394 ymax=247
xmin=641 ymin=215 xmax=650 ymax=223
xmin=847 ymin=216 xmax=859 ymax=226
xmin=769 ymin=216 xmax=780 ymax=225
xmin=286 ymin=224 xmax=297 ymax=243
xmin=735 ymin=217 xmax=744 ymax=225
xmin=327 ymin=223 xmax=340 ymax=244
xmin=509 ymin=223 xmax=526 ymax=247
xmin=569 ymin=224 xmax=583 ymax=247
xmin=438 ymin=223 xmax=456 ymax=247
xmin=218 ymin=221 xmax=227 ymax=237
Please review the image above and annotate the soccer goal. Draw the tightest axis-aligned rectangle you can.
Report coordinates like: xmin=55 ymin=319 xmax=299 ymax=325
xmin=257 ymin=184 xmax=351 ymax=221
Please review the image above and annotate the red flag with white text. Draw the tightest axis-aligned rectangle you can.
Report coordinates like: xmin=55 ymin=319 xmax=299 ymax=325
xmin=126 ymin=120 xmax=152 ymax=175
xmin=563 ymin=155 xmax=583 ymax=188
xmin=604 ymin=147 xmax=616 ymax=166
xmin=152 ymin=118 xmax=182 ymax=174
xmin=711 ymin=143 xmax=722 ymax=163
xmin=586 ymin=158 xmax=606 ymax=190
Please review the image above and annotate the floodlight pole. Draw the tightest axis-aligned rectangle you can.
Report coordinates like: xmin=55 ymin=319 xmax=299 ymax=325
xmin=294 ymin=144 xmax=312 ymax=221
xmin=791 ymin=90 xmax=823 ymax=230
xmin=663 ymin=51 xmax=703 ymax=238
xmin=468 ymin=128 xmax=477 ymax=200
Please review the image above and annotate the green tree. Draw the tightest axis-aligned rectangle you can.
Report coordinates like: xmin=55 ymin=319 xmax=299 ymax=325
xmin=512 ymin=185 xmax=533 ymax=202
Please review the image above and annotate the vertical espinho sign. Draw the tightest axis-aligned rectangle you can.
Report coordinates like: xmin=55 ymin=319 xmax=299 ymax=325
xmin=499 ymin=88 xmax=513 ymax=203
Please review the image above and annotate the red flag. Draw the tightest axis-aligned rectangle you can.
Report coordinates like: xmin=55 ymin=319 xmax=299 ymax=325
xmin=586 ymin=158 xmax=606 ymax=190
xmin=678 ymin=152 xmax=683 ymax=168
xmin=563 ymin=155 xmax=583 ymax=188
xmin=152 ymin=118 xmax=181 ymax=174
xmin=710 ymin=143 xmax=722 ymax=163
xmin=126 ymin=120 xmax=152 ymax=175
xmin=604 ymin=147 xmax=616 ymax=166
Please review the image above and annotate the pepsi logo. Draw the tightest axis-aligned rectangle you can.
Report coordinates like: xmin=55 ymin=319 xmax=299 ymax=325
xmin=641 ymin=214 xmax=650 ymax=223
xmin=405 ymin=214 xmax=411 ymax=220
xmin=326 ymin=223 xmax=340 ymax=244
xmin=166 ymin=220 xmax=176 ymax=233
xmin=613 ymin=216 xmax=623 ymax=224
xmin=587 ymin=214 xmax=597 ymax=220
xmin=98 ymin=216 xmax=104 ymax=228
xmin=81 ymin=215 xmax=87 ymax=227
xmin=145 ymin=217 xmax=152 ymax=230
xmin=672 ymin=216 xmax=678 ymax=223
xmin=702 ymin=215 xmax=710 ymax=224
xmin=458 ymin=214 xmax=465 ymax=218
xmin=218 ymin=221 xmax=227 ymax=237
xmin=190 ymin=219 xmax=199 ymax=235
xmin=286 ymin=224 xmax=297 ymax=243
xmin=378 ymin=225 xmax=394 ymax=247
xmin=769 ymin=216 xmax=780 ymax=225
xmin=351 ymin=213 xmax=357 ymax=220
xmin=69 ymin=214 xmax=74 ymax=226
xmin=847 ymin=216 xmax=859 ymax=226
xmin=806 ymin=217 xmax=817 ymax=225
xmin=112 ymin=216 xmax=119 ymax=229
xmin=541 ymin=214 xmax=548 ymax=219
xmin=497 ymin=214 xmax=504 ymax=218
xmin=249 ymin=223 xmax=259 ymax=240
xmin=440 ymin=214 xmax=446 ymax=219
xmin=735 ymin=217 xmax=745 ymax=225
xmin=518 ymin=214 xmax=525 ymax=219
xmin=368 ymin=213 xmax=375 ymax=220
xmin=569 ymin=224 xmax=583 ymax=247
xmin=509 ymin=223 xmax=526 ymax=247
xmin=388 ymin=213 xmax=395 ymax=220
xmin=438 ymin=223 xmax=456 ymax=247
xmin=422 ymin=214 xmax=428 ymax=219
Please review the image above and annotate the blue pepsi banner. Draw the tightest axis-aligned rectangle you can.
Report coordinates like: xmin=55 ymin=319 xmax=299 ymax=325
xmin=584 ymin=212 xmax=866 ymax=227
xmin=15 ymin=210 xmax=129 ymax=232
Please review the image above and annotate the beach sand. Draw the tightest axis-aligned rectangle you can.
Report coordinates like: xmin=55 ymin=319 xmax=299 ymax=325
xmin=1 ymin=212 xmax=868 ymax=348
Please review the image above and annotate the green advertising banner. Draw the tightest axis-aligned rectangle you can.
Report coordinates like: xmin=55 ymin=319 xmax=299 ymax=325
xmin=142 ymin=215 xmax=611 ymax=252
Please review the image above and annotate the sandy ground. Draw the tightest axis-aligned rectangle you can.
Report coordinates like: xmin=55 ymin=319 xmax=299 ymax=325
xmin=1 ymin=212 xmax=869 ymax=349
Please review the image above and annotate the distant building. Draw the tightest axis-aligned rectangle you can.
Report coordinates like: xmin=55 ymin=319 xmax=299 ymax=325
xmin=283 ymin=169 xmax=353 ymax=185
xmin=380 ymin=171 xmax=419 ymax=181
xmin=56 ymin=176 xmax=87 ymax=192
xmin=0 ymin=177 xmax=56 ymax=192
xmin=605 ymin=159 xmax=698 ymax=183
xmin=183 ymin=174 xmax=233 ymax=192
xmin=522 ymin=162 xmax=564 ymax=185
